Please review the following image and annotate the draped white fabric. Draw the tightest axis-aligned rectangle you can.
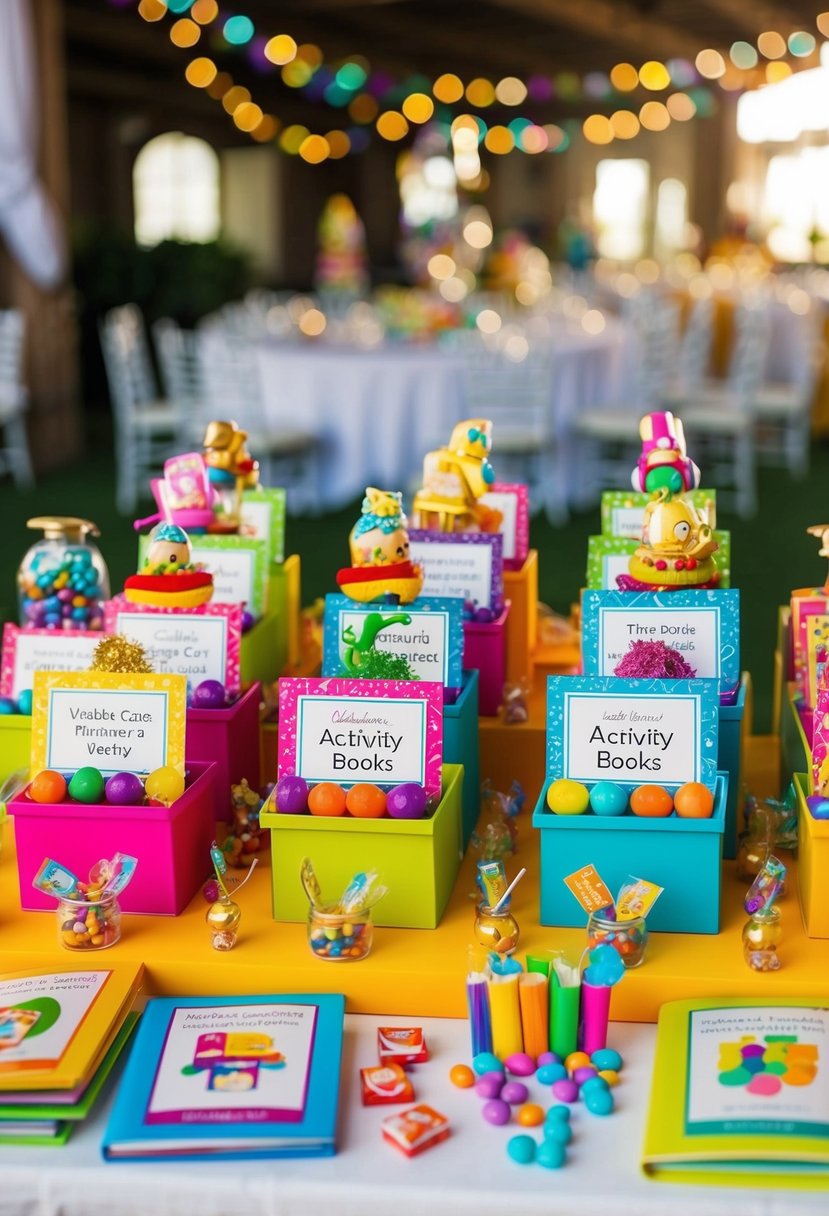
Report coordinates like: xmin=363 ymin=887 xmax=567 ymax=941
xmin=0 ymin=0 xmax=66 ymax=289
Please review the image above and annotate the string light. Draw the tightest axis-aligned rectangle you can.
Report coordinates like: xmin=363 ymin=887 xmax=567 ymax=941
xmin=137 ymin=0 xmax=167 ymax=21
xmin=376 ymin=111 xmax=409 ymax=141
xmin=402 ymin=93 xmax=434 ymax=123
xmin=583 ymin=114 xmax=613 ymax=144
xmin=610 ymin=63 xmax=639 ymax=91
xmin=169 ymin=17 xmax=199 ymax=45
xmin=610 ymin=110 xmax=640 ymax=139
xmin=190 ymin=0 xmax=217 ymax=23
xmin=264 ymin=34 xmax=297 ymax=65
xmin=638 ymin=61 xmax=671 ymax=90
xmin=184 ymin=57 xmax=216 ymax=87
xmin=757 ymin=31 xmax=787 ymax=59
xmin=433 ymin=73 xmax=464 ymax=103
xmin=639 ymin=101 xmax=671 ymax=131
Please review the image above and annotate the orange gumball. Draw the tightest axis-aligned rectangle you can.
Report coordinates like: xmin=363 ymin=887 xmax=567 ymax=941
xmin=674 ymin=781 xmax=714 ymax=818
xmin=345 ymin=782 xmax=387 ymax=818
xmin=629 ymin=784 xmax=673 ymax=818
xmin=450 ymin=1063 xmax=476 ymax=1088
xmin=307 ymin=782 xmax=347 ymax=817
xmin=29 ymin=769 xmax=67 ymax=804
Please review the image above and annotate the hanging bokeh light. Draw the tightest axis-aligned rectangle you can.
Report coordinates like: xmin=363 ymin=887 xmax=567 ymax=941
xmin=402 ymin=93 xmax=434 ymax=123
xmin=757 ymin=31 xmax=786 ymax=59
xmin=466 ymin=78 xmax=496 ymax=107
xmin=280 ymin=124 xmax=309 ymax=154
xmin=610 ymin=109 xmax=640 ymax=139
xmin=582 ymin=114 xmax=613 ymax=144
xmin=609 ymin=62 xmax=639 ymax=92
xmin=325 ymin=130 xmax=351 ymax=158
xmin=695 ymin=49 xmax=726 ymax=79
xmin=730 ymin=41 xmax=758 ymax=69
xmin=265 ymin=34 xmax=297 ymax=64
xmin=190 ymin=0 xmax=217 ymax=23
xmin=666 ymin=92 xmax=696 ymax=121
xmin=789 ymin=31 xmax=816 ymax=57
xmin=138 ymin=0 xmax=167 ymax=18
xmin=544 ymin=124 xmax=568 ymax=152
xmin=520 ymin=124 xmax=548 ymax=153
xmin=170 ymin=18 xmax=200 ymax=46
xmin=223 ymin=14 xmax=254 ymax=45
xmin=766 ymin=61 xmax=792 ymax=83
xmin=336 ymin=62 xmax=368 ymax=91
xmin=433 ymin=73 xmax=464 ymax=103
xmin=639 ymin=60 xmax=671 ymax=90
xmin=484 ymin=125 xmax=514 ymax=154
xmin=495 ymin=77 xmax=527 ymax=105
xmin=250 ymin=115 xmax=279 ymax=142
xmin=206 ymin=70 xmax=232 ymax=99
xmin=233 ymin=102 xmax=264 ymax=131
xmin=639 ymin=100 xmax=671 ymax=130
xmin=376 ymin=110 xmax=409 ymax=140
xmin=349 ymin=93 xmax=378 ymax=123
xmin=299 ymin=134 xmax=329 ymax=163
xmin=221 ymin=85 xmax=250 ymax=113
xmin=185 ymin=56 xmax=217 ymax=87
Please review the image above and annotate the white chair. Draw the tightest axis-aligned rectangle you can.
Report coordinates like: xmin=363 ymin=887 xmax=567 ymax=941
xmin=196 ymin=330 xmax=321 ymax=514
xmin=456 ymin=329 xmax=567 ymax=524
xmin=152 ymin=318 xmax=207 ymax=446
xmin=0 ymin=310 xmax=34 ymax=488
xmin=99 ymin=304 xmax=184 ymax=514
xmin=679 ymin=304 xmax=767 ymax=519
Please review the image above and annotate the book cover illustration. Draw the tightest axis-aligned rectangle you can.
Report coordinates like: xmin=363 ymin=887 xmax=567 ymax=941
xmin=686 ymin=1006 xmax=829 ymax=1137
xmin=0 ymin=970 xmax=111 ymax=1071
xmin=144 ymin=1002 xmax=317 ymax=1125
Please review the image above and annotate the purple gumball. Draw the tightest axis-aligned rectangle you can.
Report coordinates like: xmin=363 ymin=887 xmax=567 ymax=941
xmin=241 ymin=610 xmax=255 ymax=633
xmin=276 ymin=773 xmax=310 ymax=814
xmin=482 ymin=1098 xmax=511 ymax=1126
xmin=386 ymin=782 xmax=428 ymax=820
xmin=474 ymin=606 xmax=496 ymax=623
xmin=551 ymin=1078 xmax=579 ymax=1104
xmin=105 ymin=771 xmax=145 ymax=805
xmin=191 ymin=679 xmax=227 ymax=709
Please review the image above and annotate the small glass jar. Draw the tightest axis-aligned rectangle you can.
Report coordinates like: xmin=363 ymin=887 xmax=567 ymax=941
xmin=57 ymin=892 xmax=121 ymax=951
xmin=206 ymin=895 xmax=242 ymax=951
xmin=18 ymin=517 xmax=109 ymax=631
xmin=587 ymin=912 xmax=648 ymax=969
xmin=307 ymin=904 xmax=373 ymax=961
xmin=742 ymin=907 xmax=783 ymax=972
xmin=473 ymin=901 xmax=520 ymax=955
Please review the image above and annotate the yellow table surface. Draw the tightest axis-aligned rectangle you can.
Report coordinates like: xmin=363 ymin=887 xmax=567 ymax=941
xmin=3 ymin=735 xmax=826 ymax=1021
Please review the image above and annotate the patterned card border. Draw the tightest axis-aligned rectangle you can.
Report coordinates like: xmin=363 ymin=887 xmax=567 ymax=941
xmin=408 ymin=529 xmax=504 ymax=612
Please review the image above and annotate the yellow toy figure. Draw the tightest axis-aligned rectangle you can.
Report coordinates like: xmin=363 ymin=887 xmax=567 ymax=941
xmin=124 ymin=522 xmax=214 ymax=608
xmin=616 ymin=489 xmax=720 ymax=591
xmin=412 ymin=419 xmax=502 ymax=533
xmin=203 ymin=420 xmax=260 ymax=533
xmin=336 ymin=488 xmax=424 ymax=604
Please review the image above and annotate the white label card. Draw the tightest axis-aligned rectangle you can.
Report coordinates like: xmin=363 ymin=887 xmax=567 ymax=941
xmin=45 ymin=688 xmax=171 ymax=775
xmin=295 ymin=695 xmax=428 ymax=786
xmin=563 ymin=690 xmax=700 ymax=785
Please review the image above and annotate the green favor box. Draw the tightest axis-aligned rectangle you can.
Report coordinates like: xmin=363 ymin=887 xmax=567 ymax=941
xmin=259 ymin=764 xmax=464 ymax=929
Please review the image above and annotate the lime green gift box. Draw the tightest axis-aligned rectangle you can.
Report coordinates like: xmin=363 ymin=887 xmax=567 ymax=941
xmin=0 ymin=713 xmax=32 ymax=788
xmin=259 ymin=763 xmax=464 ymax=929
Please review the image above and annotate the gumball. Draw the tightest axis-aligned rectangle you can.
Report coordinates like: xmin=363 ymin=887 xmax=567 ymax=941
xmin=564 ymin=1051 xmax=591 ymax=1073
xmin=473 ymin=1051 xmax=504 ymax=1075
xmin=516 ymin=1103 xmax=544 ymax=1127
xmin=591 ymin=1047 xmax=622 ymax=1072
xmin=16 ymin=689 xmax=33 ymax=716
xmin=506 ymin=1134 xmax=536 ymax=1165
xmin=598 ymin=1069 xmax=620 ymax=1087
xmin=537 ymin=1062 xmax=567 ymax=1085
xmin=482 ymin=1098 xmax=510 ymax=1126
xmin=449 ymin=1063 xmax=475 ymax=1088
xmin=105 ymin=772 xmax=145 ymax=806
xmin=580 ymin=1076 xmax=609 ymax=1098
xmin=629 ymin=784 xmax=673 ymax=818
xmin=544 ymin=1120 xmax=572 ymax=1146
xmin=68 ymin=766 xmax=105 ymax=804
xmin=145 ymin=765 xmax=185 ymax=806
xmin=546 ymin=778 xmax=589 ymax=815
xmin=241 ymin=610 xmax=255 ymax=633
xmin=202 ymin=879 xmax=220 ymax=903
xmin=551 ymin=1078 xmax=579 ymax=1103
xmin=573 ymin=1065 xmax=598 ymax=1085
xmin=0 ymin=697 xmax=17 ymax=715
xmin=536 ymin=1140 xmax=566 ymax=1169
xmin=476 ymin=1073 xmax=505 ymax=1100
xmin=504 ymin=1051 xmax=535 ymax=1076
xmin=275 ymin=774 xmax=309 ymax=814
xmin=474 ymin=607 xmax=496 ymax=623
xmin=545 ymin=1104 xmax=571 ymax=1123
xmin=386 ymin=782 xmax=428 ymax=820
xmin=29 ymin=769 xmax=67 ymax=804
xmin=500 ymin=1080 xmax=529 ymax=1105
xmin=585 ymin=1088 xmax=614 ymax=1116
xmin=674 ymin=781 xmax=714 ymax=819
xmin=307 ymin=782 xmax=347 ymax=817
xmin=589 ymin=780 xmax=628 ymax=816
xmin=345 ymin=783 xmax=387 ymax=819
xmin=191 ymin=679 xmax=226 ymax=709
xmin=537 ymin=1051 xmax=561 ymax=1067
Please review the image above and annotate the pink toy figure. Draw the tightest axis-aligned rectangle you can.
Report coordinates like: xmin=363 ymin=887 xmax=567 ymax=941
xmin=631 ymin=412 xmax=700 ymax=496
xmin=134 ymin=453 xmax=216 ymax=533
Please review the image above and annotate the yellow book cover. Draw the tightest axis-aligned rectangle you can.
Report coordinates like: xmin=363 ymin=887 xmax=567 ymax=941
xmin=643 ymin=998 xmax=829 ymax=1189
xmin=0 ymin=964 xmax=143 ymax=1092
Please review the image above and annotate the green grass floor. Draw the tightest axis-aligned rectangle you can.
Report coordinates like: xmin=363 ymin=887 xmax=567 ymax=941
xmin=6 ymin=434 xmax=828 ymax=731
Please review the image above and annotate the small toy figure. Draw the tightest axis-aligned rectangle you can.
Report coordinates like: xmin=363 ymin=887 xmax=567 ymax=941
xmin=124 ymin=522 xmax=214 ymax=608
xmin=134 ymin=453 xmax=216 ymax=534
xmin=412 ymin=420 xmax=502 ymax=533
xmin=222 ymin=778 xmax=265 ymax=868
xmin=336 ymin=488 xmax=424 ymax=604
xmin=203 ymin=420 xmax=260 ymax=489
xmin=616 ymin=488 xmax=720 ymax=592
xmin=340 ymin=612 xmax=416 ymax=679
xmin=632 ymin=412 xmax=701 ymax=496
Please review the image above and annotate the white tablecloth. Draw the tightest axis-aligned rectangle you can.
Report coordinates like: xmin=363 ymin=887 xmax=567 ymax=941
xmin=2 ymin=1014 xmax=823 ymax=1216
xmin=257 ymin=322 xmax=637 ymax=510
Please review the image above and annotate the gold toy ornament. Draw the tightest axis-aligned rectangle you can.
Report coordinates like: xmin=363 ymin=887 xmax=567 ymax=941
xmin=412 ymin=419 xmax=502 ymax=533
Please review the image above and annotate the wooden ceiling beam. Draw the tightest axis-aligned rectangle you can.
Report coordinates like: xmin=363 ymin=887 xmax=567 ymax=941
xmin=485 ymin=0 xmax=701 ymax=61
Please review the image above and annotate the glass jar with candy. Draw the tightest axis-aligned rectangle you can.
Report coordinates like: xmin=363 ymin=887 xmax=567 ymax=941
xmin=586 ymin=911 xmax=648 ymax=969
xmin=56 ymin=891 xmax=121 ymax=951
xmin=18 ymin=517 xmax=109 ymax=631
xmin=307 ymin=904 xmax=374 ymax=961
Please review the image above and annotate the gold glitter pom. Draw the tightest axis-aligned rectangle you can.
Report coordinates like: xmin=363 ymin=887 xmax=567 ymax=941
xmin=90 ymin=634 xmax=154 ymax=674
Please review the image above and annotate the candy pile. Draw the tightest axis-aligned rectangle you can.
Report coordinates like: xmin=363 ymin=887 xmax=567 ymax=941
xmin=27 ymin=764 xmax=186 ymax=807
xmin=452 ymin=1046 xmax=624 ymax=1168
xmin=546 ymin=777 xmax=714 ymax=819
xmin=276 ymin=774 xmax=431 ymax=820
xmin=57 ymin=892 xmax=120 ymax=951
xmin=20 ymin=547 xmax=105 ymax=631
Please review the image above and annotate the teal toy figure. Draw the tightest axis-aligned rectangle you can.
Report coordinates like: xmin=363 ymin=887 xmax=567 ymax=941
xmin=336 ymin=488 xmax=424 ymax=604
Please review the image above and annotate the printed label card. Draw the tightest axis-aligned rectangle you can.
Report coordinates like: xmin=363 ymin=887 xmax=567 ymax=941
xmin=581 ymin=589 xmax=740 ymax=692
xmin=790 ymin=590 xmax=829 ymax=688
xmin=239 ymin=488 xmax=286 ymax=566
xmin=138 ymin=534 xmax=270 ymax=617
xmin=600 ymin=489 xmax=717 ymax=540
xmin=0 ymin=624 xmax=102 ymax=702
xmin=278 ymin=676 xmax=443 ymax=797
xmin=321 ymin=595 xmax=464 ymax=690
xmin=408 ymin=531 xmax=504 ymax=613
xmin=32 ymin=670 xmax=187 ymax=777
xmin=103 ymin=598 xmax=242 ymax=695
xmin=546 ymin=674 xmax=718 ymax=790
xmin=804 ymin=614 xmax=829 ymax=708
xmin=586 ymin=532 xmax=731 ymax=590
xmin=479 ymin=484 xmax=529 ymax=569
xmin=811 ymin=686 xmax=829 ymax=793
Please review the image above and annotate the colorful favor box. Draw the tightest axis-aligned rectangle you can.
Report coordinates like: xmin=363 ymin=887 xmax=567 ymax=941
xmin=463 ymin=604 xmax=510 ymax=717
xmin=186 ymin=681 xmax=262 ymax=819
xmin=503 ymin=549 xmax=538 ymax=687
xmin=585 ymin=532 xmax=732 ymax=591
xmin=600 ymin=489 xmax=717 ymax=540
xmin=794 ymin=772 xmax=829 ymax=939
xmin=479 ymin=483 xmax=529 ymax=571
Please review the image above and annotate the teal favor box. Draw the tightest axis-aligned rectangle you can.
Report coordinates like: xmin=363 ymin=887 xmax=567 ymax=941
xmin=260 ymin=763 xmax=464 ymax=929
xmin=532 ymin=773 xmax=727 ymax=933
xmin=719 ymin=674 xmax=747 ymax=860
xmin=0 ymin=714 xmax=32 ymax=787
xmin=444 ymin=669 xmax=479 ymax=849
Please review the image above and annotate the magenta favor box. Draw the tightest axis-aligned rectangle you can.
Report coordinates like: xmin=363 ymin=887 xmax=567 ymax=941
xmin=9 ymin=761 xmax=216 ymax=915
xmin=463 ymin=603 xmax=511 ymax=716
xmin=185 ymin=681 xmax=262 ymax=819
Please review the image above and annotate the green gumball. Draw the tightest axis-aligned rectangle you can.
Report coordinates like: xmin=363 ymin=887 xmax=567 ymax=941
xmin=68 ymin=766 xmax=105 ymax=804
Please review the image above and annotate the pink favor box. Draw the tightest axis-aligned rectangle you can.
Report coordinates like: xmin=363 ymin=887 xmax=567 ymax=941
xmin=186 ymin=681 xmax=262 ymax=819
xmin=463 ymin=603 xmax=511 ymax=717
xmin=9 ymin=761 xmax=216 ymax=916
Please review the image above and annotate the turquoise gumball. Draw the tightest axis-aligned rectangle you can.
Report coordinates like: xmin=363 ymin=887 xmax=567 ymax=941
xmin=0 ymin=697 xmax=17 ymax=715
xmin=589 ymin=780 xmax=628 ymax=816
xmin=16 ymin=689 xmax=33 ymax=715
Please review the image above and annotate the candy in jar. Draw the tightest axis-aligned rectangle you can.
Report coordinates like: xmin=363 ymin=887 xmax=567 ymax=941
xmin=18 ymin=517 xmax=109 ymax=630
